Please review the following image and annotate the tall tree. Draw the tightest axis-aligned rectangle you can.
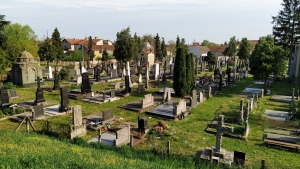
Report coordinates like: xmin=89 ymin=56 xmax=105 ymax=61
xmin=204 ymin=51 xmax=217 ymax=70
xmin=223 ymin=36 xmax=238 ymax=69
xmin=133 ymin=32 xmax=142 ymax=61
xmin=87 ymin=36 xmax=95 ymax=68
xmin=186 ymin=52 xmax=195 ymax=94
xmin=176 ymin=35 xmax=180 ymax=49
xmin=0 ymin=14 xmax=10 ymax=48
xmin=173 ymin=45 xmax=187 ymax=97
xmin=238 ymin=38 xmax=251 ymax=60
xmin=154 ymin=33 xmax=162 ymax=61
xmin=51 ymin=28 xmax=64 ymax=60
xmin=161 ymin=37 xmax=167 ymax=58
xmin=102 ymin=48 xmax=109 ymax=61
xmin=249 ymin=35 xmax=288 ymax=91
xmin=272 ymin=0 xmax=300 ymax=64
xmin=114 ymin=27 xmax=135 ymax=63
xmin=141 ymin=34 xmax=155 ymax=45
xmin=3 ymin=23 xmax=38 ymax=62
xmin=201 ymin=40 xmax=210 ymax=46
xmin=38 ymin=37 xmax=56 ymax=67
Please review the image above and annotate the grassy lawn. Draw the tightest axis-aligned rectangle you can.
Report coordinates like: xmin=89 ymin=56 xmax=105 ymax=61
xmin=0 ymin=74 xmax=300 ymax=168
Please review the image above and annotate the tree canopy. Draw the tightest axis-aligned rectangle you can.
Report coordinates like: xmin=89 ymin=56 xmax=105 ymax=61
xmin=204 ymin=51 xmax=217 ymax=70
xmin=113 ymin=27 xmax=135 ymax=63
xmin=133 ymin=32 xmax=142 ymax=60
xmin=38 ymin=37 xmax=56 ymax=63
xmin=141 ymin=34 xmax=154 ymax=45
xmin=237 ymin=38 xmax=251 ymax=60
xmin=249 ymin=35 xmax=287 ymax=90
xmin=154 ymin=33 xmax=162 ymax=60
xmin=102 ymin=48 xmax=109 ymax=61
xmin=51 ymin=28 xmax=64 ymax=60
xmin=223 ymin=36 xmax=238 ymax=57
xmin=161 ymin=37 xmax=167 ymax=58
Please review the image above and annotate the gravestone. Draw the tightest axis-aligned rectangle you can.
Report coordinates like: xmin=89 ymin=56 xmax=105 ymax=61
xmin=145 ymin=66 xmax=150 ymax=88
xmin=52 ymin=68 xmax=60 ymax=90
xmin=156 ymin=75 xmax=161 ymax=86
xmin=199 ymin=91 xmax=204 ymax=103
xmin=207 ymin=114 xmax=234 ymax=153
xmin=173 ymin=99 xmax=186 ymax=116
xmin=96 ymin=66 xmax=101 ymax=82
xmin=48 ymin=66 xmax=53 ymax=79
xmin=111 ymin=69 xmax=118 ymax=79
xmin=102 ymin=109 xmax=113 ymax=121
xmin=170 ymin=63 xmax=174 ymax=76
xmin=138 ymin=73 xmax=142 ymax=84
xmin=245 ymin=101 xmax=250 ymax=121
xmin=59 ymin=86 xmax=69 ymax=112
xmin=109 ymin=90 xmax=116 ymax=98
xmin=115 ymin=126 xmax=130 ymax=146
xmin=81 ymin=72 xmax=91 ymax=94
xmin=163 ymin=88 xmax=171 ymax=102
xmin=77 ymin=76 xmax=82 ymax=85
xmin=71 ymin=105 xmax=86 ymax=139
xmin=114 ymin=82 xmax=120 ymax=90
xmin=9 ymin=89 xmax=17 ymax=98
xmin=190 ymin=89 xmax=197 ymax=107
xmin=137 ymin=84 xmax=145 ymax=93
xmin=124 ymin=75 xmax=131 ymax=94
xmin=138 ymin=115 xmax=148 ymax=131
xmin=234 ymin=151 xmax=246 ymax=167
xmin=142 ymin=94 xmax=154 ymax=109
xmin=154 ymin=63 xmax=159 ymax=80
xmin=208 ymin=86 xmax=212 ymax=98
xmin=250 ymin=98 xmax=254 ymax=111
xmin=238 ymin=100 xmax=244 ymax=124
xmin=0 ymin=86 xmax=9 ymax=108
xmin=93 ymin=66 xmax=98 ymax=79
xmin=32 ymin=104 xmax=44 ymax=118
xmin=126 ymin=61 xmax=132 ymax=87
xmin=35 ymin=77 xmax=45 ymax=103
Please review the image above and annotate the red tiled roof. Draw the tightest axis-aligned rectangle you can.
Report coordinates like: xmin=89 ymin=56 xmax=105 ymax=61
xmin=207 ymin=45 xmax=228 ymax=53
xmin=63 ymin=38 xmax=84 ymax=45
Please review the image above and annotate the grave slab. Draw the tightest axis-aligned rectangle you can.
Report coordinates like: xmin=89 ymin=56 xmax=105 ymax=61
xmin=270 ymin=95 xmax=293 ymax=103
xmin=264 ymin=109 xmax=291 ymax=121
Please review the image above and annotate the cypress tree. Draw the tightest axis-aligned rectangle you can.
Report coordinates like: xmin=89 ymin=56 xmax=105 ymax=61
xmin=173 ymin=46 xmax=186 ymax=97
xmin=51 ymin=28 xmax=64 ymax=60
xmin=87 ymin=36 xmax=95 ymax=68
xmin=154 ymin=33 xmax=162 ymax=61
xmin=185 ymin=52 xmax=194 ymax=94
xmin=161 ymin=37 xmax=167 ymax=58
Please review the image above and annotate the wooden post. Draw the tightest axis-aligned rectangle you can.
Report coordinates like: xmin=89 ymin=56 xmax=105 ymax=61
xmin=130 ymin=134 xmax=133 ymax=147
xmin=98 ymin=128 xmax=102 ymax=143
xmin=261 ymin=159 xmax=265 ymax=169
xmin=167 ymin=140 xmax=170 ymax=156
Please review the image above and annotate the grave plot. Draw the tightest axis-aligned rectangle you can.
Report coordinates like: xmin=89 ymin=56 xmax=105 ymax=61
xmin=195 ymin=115 xmax=246 ymax=167
xmin=118 ymin=94 xmax=155 ymax=112
xmin=83 ymin=109 xmax=116 ymax=130
xmin=263 ymin=133 xmax=300 ymax=149
xmin=242 ymin=88 xmax=265 ymax=97
xmin=205 ymin=97 xmax=252 ymax=139
xmin=155 ymin=87 xmax=176 ymax=96
xmin=82 ymin=90 xmax=119 ymax=104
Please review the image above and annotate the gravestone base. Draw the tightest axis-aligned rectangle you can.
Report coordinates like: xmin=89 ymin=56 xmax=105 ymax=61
xmin=196 ymin=147 xmax=234 ymax=166
xmin=83 ymin=113 xmax=116 ymax=131
xmin=82 ymin=93 xmax=120 ymax=104
xmin=17 ymin=100 xmax=55 ymax=110
xmin=146 ymin=101 xmax=189 ymax=120
xmin=70 ymin=125 xmax=86 ymax=139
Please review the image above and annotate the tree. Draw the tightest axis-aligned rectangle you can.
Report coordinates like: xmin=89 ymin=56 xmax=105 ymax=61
xmin=186 ymin=52 xmax=195 ymax=94
xmin=133 ymin=32 xmax=142 ymax=61
xmin=167 ymin=40 xmax=176 ymax=56
xmin=87 ymin=36 xmax=95 ymax=68
xmin=173 ymin=45 xmax=187 ymax=97
xmin=114 ymin=27 xmax=135 ymax=63
xmin=102 ymin=48 xmax=109 ymax=61
xmin=0 ymin=14 xmax=10 ymax=48
xmin=237 ymin=38 xmax=251 ymax=68
xmin=204 ymin=51 xmax=217 ymax=70
xmin=272 ymin=0 xmax=300 ymax=63
xmin=37 ymin=37 xmax=56 ymax=67
xmin=141 ymin=34 xmax=154 ymax=45
xmin=201 ymin=40 xmax=210 ymax=46
xmin=3 ymin=23 xmax=38 ymax=62
xmin=249 ymin=35 xmax=288 ymax=91
xmin=161 ymin=37 xmax=167 ymax=58
xmin=176 ymin=35 xmax=180 ymax=49
xmin=51 ymin=28 xmax=64 ymax=60
xmin=154 ymin=33 xmax=162 ymax=60
xmin=223 ymin=36 xmax=238 ymax=69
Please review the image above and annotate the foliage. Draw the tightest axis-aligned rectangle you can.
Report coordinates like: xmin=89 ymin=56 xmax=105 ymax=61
xmin=175 ymin=36 xmax=180 ymax=49
xmin=0 ymin=14 xmax=10 ymax=48
xmin=204 ymin=51 xmax=217 ymax=70
xmin=51 ymin=28 xmax=64 ymax=60
xmin=272 ymin=0 xmax=300 ymax=56
xmin=141 ymin=34 xmax=154 ymax=45
xmin=173 ymin=38 xmax=187 ymax=97
xmin=201 ymin=39 xmax=210 ymax=46
xmin=223 ymin=36 xmax=238 ymax=57
xmin=2 ymin=23 xmax=38 ymax=62
xmin=161 ymin=37 xmax=167 ymax=58
xmin=186 ymin=53 xmax=195 ymax=94
xmin=133 ymin=32 xmax=142 ymax=60
xmin=5 ymin=82 xmax=14 ymax=89
xmin=102 ymin=48 xmax=109 ymax=61
xmin=154 ymin=33 xmax=162 ymax=60
xmin=237 ymin=38 xmax=251 ymax=59
xmin=87 ymin=36 xmax=95 ymax=62
xmin=114 ymin=27 xmax=135 ymax=62
xmin=2 ymin=108 xmax=14 ymax=116
xmin=63 ymin=50 xmax=85 ymax=61
xmin=167 ymin=40 xmax=176 ymax=56
xmin=249 ymin=35 xmax=288 ymax=90
xmin=38 ymin=37 xmax=56 ymax=62
xmin=0 ymin=48 xmax=10 ymax=74
xmin=59 ymin=67 xmax=70 ymax=80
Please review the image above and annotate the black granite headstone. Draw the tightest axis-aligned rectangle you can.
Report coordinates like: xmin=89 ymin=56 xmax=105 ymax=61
xmin=93 ymin=66 xmax=98 ymax=79
xmin=81 ymin=72 xmax=91 ymax=94
xmin=227 ymin=68 xmax=231 ymax=84
xmin=110 ymin=90 xmax=115 ymax=98
xmin=35 ymin=76 xmax=45 ymax=103
xmin=59 ymin=86 xmax=69 ymax=112
xmin=52 ymin=68 xmax=60 ymax=90
xmin=102 ymin=109 xmax=113 ymax=121
xmin=32 ymin=104 xmax=44 ymax=118
xmin=96 ymin=67 xmax=101 ymax=82
xmin=124 ymin=75 xmax=131 ymax=93
xmin=138 ymin=115 xmax=148 ymax=131
xmin=234 ymin=151 xmax=246 ymax=167
xmin=102 ymin=61 xmax=107 ymax=73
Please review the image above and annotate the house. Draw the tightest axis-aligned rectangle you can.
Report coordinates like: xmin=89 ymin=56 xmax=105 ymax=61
xmin=189 ymin=46 xmax=210 ymax=61
xmin=207 ymin=45 xmax=229 ymax=66
xmin=62 ymin=38 xmax=84 ymax=51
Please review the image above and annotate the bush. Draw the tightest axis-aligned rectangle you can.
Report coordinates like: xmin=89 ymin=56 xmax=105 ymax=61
xmin=59 ymin=67 xmax=70 ymax=80
xmin=70 ymin=84 xmax=79 ymax=90
xmin=0 ymin=110 xmax=3 ymax=118
xmin=15 ymin=107 xmax=25 ymax=114
xmin=2 ymin=108 xmax=13 ymax=116
xmin=5 ymin=82 xmax=14 ymax=89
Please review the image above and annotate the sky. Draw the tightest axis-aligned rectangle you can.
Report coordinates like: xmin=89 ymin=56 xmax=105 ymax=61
xmin=1 ymin=0 xmax=282 ymax=45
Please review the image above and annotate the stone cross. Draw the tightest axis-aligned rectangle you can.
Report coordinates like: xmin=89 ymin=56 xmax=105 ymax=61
xmin=208 ymin=114 xmax=234 ymax=153
xmin=36 ymin=76 xmax=42 ymax=89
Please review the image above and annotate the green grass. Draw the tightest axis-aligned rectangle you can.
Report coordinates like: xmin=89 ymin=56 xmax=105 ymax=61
xmin=1 ymin=75 xmax=300 ymax=168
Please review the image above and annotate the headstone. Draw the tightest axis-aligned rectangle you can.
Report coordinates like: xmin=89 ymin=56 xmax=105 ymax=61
xmin=80 ymin=72 xmax=91 ymax=94
xmin=154 ymin=63 xmax=159 ymax=80
xmin=173 ymin=99 xmax=186 ymax=116
xmin=111 ymin=69 xmax=118 ymax=79
xmin=102 ymin=109 xmax=113 ymax=121
xmin=142 ymin=94 xmax=154 ymax=109
xmin=138 ymin=73 xmax=142 ymax=84
xmin=59 ymin=86 xmax=69 ymax=112
xmin=93 ymin=66 xmax=98 ymax=79
xmin=250 ymin=98 xmax=254 ymax=111
xmin=0 ymin=86 xmax=9 ymax=108
xmin=137 ymin=84 xmax=145 ymax=93
xmin=170 ymin=63 xmax=174 ymax=76
xmin=71 ymin=105 xmax=86 ymax=139
xmin=96 ymin=67 xmax=101 ymax=82
xmin=190 ymin=89 xmax=197 ymax=107
xmin=77 ymin=76 xmax=82 ymax=85
xmin=115 ymin=126 xmax=130 ymax=146
xmin=238 ymin=100 xmax=244 ymax=124
xmin=124 ymin=75 xmax=131 ymax=94
xmin=52 ymin=68 xmax=60 ymax=90
xmin=126 ymin=61 xmax=132 ymax=87
xmin=156 ymin=74 xmax=160 ymax=86
xmin=138 ymin=115 xmax=148 ymax=131
xmin=163 ymin=88 xmax=171 ymax=102
xmin=208 ymin=86 xmax=212 ymax=98
xmin=9 ymin=89 xmax=17 ymax=98
xmin=110 ymin=90 xmax=115 ymax=98
xmin=114 ymin=82 xmax=120 ymax=90
xmin=48 ymin=66 xmax=53 ymax=79
xmin=207 ymin=114 xmax=234 ymax=153
xmin=199 ymin=91 xmax=204 ymax=103
xmin=234 ymin=151 xmax=246 ymax=167
xmin=35 ymin=76 xmax=45 ymax=103
xmin=32 ymin=104 xmax=44 ymax=118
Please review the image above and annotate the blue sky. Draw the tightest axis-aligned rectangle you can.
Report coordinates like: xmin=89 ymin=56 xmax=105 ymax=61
xmin=2 ymin=0 xmax=282 ymax=44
